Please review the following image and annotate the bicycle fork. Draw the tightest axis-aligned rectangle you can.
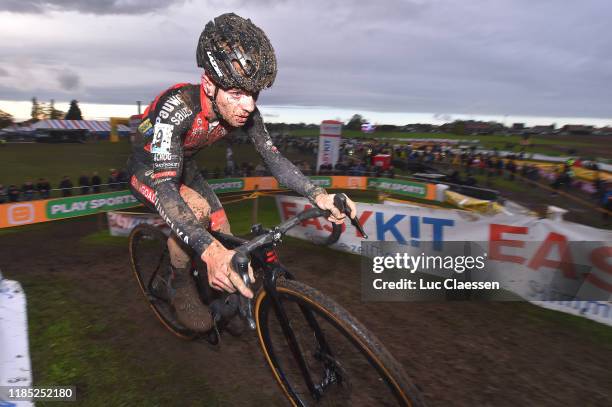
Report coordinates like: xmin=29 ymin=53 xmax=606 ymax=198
xmin=264 ymin=268 xmax=343 ymax=403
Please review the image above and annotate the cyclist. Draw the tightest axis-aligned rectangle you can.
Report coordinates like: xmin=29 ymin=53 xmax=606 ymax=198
xmin=127 ymin=13 xmax=357 ymax=333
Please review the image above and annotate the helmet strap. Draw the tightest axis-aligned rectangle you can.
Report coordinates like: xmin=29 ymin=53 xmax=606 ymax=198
xmin=201 ymin=72 xmax=223 ymax=122
xmin=210 ymin=85 xmax=222 ymax=120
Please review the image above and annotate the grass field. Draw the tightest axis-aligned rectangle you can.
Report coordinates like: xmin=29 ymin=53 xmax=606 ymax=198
xmin=1 ymin=130 xmax=609 ymax=197
xmin=0 ymin=139 xmax=311 ymax=196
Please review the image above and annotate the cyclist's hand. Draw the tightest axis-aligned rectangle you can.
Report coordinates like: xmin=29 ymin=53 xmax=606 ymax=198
xmin=314 ymin=193 xmax=357 ymax=224
xmin=201 ymin=241 xmax=255 ymax=298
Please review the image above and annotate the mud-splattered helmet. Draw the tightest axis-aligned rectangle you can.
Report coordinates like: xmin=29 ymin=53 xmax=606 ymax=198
xmin=197 ymin=13 xmax=277 ymax=93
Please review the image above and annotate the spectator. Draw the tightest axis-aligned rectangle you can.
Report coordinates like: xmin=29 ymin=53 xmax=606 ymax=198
xmin=36 ymin=178 xmax=51 ymax=199
xmin=59 ymin=176 xmax=73 ymax=197
xmin=21 ymin=181 xmax=35 ymax=201
xmin=117 ymin=169 xmax=128 ymax=189
xmin=506 ymin=159 xmax=517 ymax=181
xmin=465 ymin=174 xmax=477 ymax=187
xmin=226 ymin=146 xmax=234 ymax=173
xmin=201 ymin=167 xmax=209 ymax=179
xmin=79 ymin=173 xmax=91 ymax=195
xmin=8 ymin=184 xmax=20 ymax=202
xmin=246 ymin=162 xmax=255 ymax=177
xmin=478 ymin=156 xmax=486 ymax=174
xmin=496 ymin=158 xmax=504 ymax=176
xmin=108 ymin=169 xmax=119 ymax=190
xmin=0 ymin=184 xmax=7 ymax=203
xmin=91 ymin=172 xmax=102 ymax=193
xmin=255 ymin=163 xmax=266 ymax=176
xmin=602 ymin=181 xmax=612 ymax=219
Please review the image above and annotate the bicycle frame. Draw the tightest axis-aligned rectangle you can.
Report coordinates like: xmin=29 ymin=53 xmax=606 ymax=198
xmin=211 ymin=229 xmax=343 ymax=403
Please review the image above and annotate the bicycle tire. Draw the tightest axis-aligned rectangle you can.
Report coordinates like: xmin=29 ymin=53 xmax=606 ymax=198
xmin=128 ymin=223 xmax=197 ymax=340
xmin=254 ymin=279 xmax=425 ymax=407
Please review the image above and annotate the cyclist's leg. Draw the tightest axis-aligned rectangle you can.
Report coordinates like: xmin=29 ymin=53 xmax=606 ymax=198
xmin=181 ymin=160 xmax=245 ymax=335
xmin=182 ymin=159 xmax=231 ymax=234
xmin=128 ymin=160 xmax=213 ymax=332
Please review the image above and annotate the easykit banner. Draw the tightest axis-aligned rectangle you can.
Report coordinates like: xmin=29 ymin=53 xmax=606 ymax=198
xmin=275 ymin=195 xmax=612 ymax=323
xmin=107 ymin=211 xmax=170 ymax=237
xmin=316 ymin=120 xmax=342 ymax=171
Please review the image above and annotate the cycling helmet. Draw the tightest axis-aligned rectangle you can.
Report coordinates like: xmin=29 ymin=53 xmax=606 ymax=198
xmin=197 ymin=13 xmax=277 ymax=93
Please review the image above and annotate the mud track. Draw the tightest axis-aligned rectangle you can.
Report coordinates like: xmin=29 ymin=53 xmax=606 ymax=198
xmin=2 ymin=217 xmax=611 ymax=406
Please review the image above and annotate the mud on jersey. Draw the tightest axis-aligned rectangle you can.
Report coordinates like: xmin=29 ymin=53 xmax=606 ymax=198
xmin=129 ymin=83 xmax=324 ymax=256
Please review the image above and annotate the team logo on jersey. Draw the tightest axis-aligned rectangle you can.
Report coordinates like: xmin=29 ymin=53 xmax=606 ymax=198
xmin=170 ymin=107 xmax=193 ymax=126
xmin=138 ymin=118 xmax=153 ymax=137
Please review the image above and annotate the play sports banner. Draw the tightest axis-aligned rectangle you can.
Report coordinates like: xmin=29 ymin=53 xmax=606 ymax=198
xmin=0 ymin=191 xmax=140 ymax=228
xmin=275 ymin=195 xmax=612 ymax=323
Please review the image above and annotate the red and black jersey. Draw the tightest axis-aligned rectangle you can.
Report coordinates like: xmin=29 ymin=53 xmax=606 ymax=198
xmin=128 ymin=83 xmax=324 ymax=256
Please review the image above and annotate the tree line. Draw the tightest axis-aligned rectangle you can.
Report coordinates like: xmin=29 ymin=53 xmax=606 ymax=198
xmin=0 ymin=98 xmax=83 ymax=129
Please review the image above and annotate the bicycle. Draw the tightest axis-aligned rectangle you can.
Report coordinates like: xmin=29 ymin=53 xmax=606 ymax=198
xmin=128 ymin=194 xmax=426 ymax=406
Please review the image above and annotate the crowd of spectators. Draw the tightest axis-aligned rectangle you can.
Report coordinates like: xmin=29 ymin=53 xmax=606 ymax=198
xmin=0 ymin=169 xmax=129 ymax=203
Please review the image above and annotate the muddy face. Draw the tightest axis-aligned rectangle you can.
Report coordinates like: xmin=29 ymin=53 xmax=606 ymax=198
xmin=215 ymin=87 xmax=256 ymax=128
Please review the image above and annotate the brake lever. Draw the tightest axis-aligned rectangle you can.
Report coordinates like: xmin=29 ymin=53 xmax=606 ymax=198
xmin=334 ymin=193 xmax=368 ymax=239
xmin=231 ymin=251 xmax=256 ymax=330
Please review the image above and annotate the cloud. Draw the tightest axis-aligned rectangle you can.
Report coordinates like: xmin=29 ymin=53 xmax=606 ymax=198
xmin=1 ymin=0 xmax=611 ymax=122
xmin=0 ymin=67 xmax=8 ymax=76
xmin=57 ymin=68 xmax=80 ymax=91
xmin=0 ymin=0 xmax=188 ymax=15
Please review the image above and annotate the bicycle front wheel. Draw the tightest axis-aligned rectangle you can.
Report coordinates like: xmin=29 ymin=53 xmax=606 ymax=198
xmin=254 ymin=279 xmax=425 ymax=407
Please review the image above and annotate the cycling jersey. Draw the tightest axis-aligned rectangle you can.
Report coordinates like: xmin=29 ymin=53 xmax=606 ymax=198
xmin=128 ymin=83 xmax=324 ymax=256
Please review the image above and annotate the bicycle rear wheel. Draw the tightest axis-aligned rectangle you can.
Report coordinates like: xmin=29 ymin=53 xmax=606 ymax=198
xmin=254 ymin=279 xmax=425 ymax=407
xmin=128 ymin=223 xmax=196 ymax=340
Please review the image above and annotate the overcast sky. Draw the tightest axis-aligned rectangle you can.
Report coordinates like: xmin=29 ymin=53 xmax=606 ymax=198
xmin=1 ymin=0 xmax=611 ymax=125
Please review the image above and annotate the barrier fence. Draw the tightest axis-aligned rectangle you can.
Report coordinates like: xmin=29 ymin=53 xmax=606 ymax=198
xmin=0 ymin=176 xmax=442 ymax=229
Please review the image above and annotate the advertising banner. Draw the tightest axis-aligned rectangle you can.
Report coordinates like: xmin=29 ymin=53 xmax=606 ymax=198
xmin=0 ymin=200 xmax=48 ymax=228
xmin=0 ymin=177 xmax=441 ymax=229
xmin=275 ymin=195 xmax=612 ymax=324
xmin=367 ymin=178 xmax=436 ymax=200
xmin=0 ymin=191 xmax=141 ymax=229
xmin=316 ymin=120 xmax=342 ymax=171
xmin=207 ymin=178 xmax=245 ymax=193
xmin=106 ymin=211 xmax=170 ymax=236
xmin=46 ymin=191 xmax=139 ymax=219
xmin=244 ymin=176 xmax=279 ymax=191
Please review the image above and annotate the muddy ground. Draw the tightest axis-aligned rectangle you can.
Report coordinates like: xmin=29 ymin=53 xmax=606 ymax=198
xmin=2 ymin=217 xmax=611 ymax=406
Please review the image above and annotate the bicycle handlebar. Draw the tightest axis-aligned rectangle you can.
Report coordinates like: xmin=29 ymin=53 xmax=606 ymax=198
xmin=230 ymin=193 xmax=367 ymax=330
